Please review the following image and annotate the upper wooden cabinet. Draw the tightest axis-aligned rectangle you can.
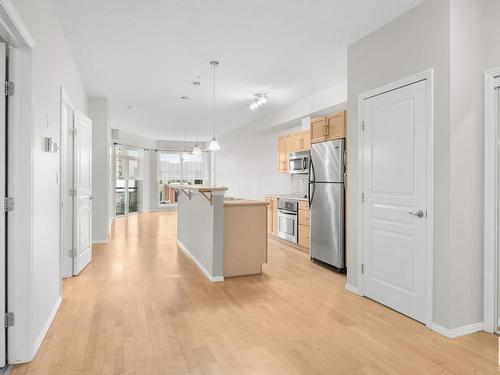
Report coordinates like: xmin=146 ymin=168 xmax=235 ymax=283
xmin=310 ymin=111 xmax=346 ymax=144
xmin=277 ymin=130 xmax=310 ymax=173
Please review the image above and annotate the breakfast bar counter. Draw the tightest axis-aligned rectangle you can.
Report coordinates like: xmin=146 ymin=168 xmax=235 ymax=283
xmin=168 ymin=184 xmax=268 ymax=281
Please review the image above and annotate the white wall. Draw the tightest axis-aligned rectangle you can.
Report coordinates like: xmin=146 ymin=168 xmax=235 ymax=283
xmin=89 ymin=98 xmax=111 ymax=243
xmin=215 ymin=125 xmax=301 ymax=200
xmin=11 ymin=0 xmax=88 ymax=359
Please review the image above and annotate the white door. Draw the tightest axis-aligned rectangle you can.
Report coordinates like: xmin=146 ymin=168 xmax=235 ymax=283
xmin=0 ymin=42 xmax=6 ymax=367
xmin=73 ymin=111 xmax=92 ymax=275
xmin=362 ymin=79 xmax=428 ymax=323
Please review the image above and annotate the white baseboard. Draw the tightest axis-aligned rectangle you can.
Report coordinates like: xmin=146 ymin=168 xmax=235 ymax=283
xmin=176 ymin=240 xmax=224 ymax=282
xmin=429 ymin=321 xmax=484 ymax=339
xmin=32 ymin=296 xmax=62 ymax=359
xmin=345 ymin=283 xmax=363 ymax=296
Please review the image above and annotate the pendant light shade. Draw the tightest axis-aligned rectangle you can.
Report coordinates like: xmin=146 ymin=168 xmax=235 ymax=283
xmin=192 ymin=144 xmax=202 ymax=155
xmin=208 ymin=137 xmax=220 ymax=151
xmin=209 ymin=60 xmax=220 ymax=151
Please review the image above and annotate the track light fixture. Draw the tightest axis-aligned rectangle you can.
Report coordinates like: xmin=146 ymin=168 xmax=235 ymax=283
xmin=249 ymin=93 xmax=268 ymax=110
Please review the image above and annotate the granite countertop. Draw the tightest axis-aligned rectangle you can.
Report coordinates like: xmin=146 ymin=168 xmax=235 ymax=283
xmin=265 ymin=193 xmax=308 ymax=202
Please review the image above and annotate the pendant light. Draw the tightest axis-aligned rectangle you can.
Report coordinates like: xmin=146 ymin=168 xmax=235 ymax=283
xmin=181 ymin=96 xmax=190 ymax=159
xmin=208 ymin=60 xmax=221 ymax=151
xmin=192 ymin=80 xmax=202 ymax=155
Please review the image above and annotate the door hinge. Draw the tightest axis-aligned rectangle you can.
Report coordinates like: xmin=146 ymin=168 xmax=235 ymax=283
xmin=361 ymin=121 xmax=365 ymax=131
xmin=4 ymin=196 xmax=14 ymax=212
xmin=4 ymin=312 xmax=14 ymax=328
xmin=69 ymin=127 xmax=77 ymax=136
xmin=68 ymin=249 xmax=77 ymax=258
xmin=69 ymin=188 xmax=77 ymax=197
xmin=5 ymin=81 xmax=14 ymax=96
xmin=361 ymin=192 xmax=365 ymax=202
xmin=361 ymin=264 xmax=365 ymax=274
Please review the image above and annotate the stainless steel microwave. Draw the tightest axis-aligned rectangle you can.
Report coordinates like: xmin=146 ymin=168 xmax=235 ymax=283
xmin=288 ymin=150 xmax=310 ymax=174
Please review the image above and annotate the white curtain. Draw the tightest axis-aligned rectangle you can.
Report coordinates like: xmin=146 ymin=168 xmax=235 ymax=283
xmin=157 ymin=151 xmax=209 ymax=184
xmin=158 ymin=152 xmax=182 ymax=182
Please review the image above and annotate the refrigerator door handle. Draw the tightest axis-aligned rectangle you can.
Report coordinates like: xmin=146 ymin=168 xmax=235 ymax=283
xmin=308 ymin=158 xmax=316 ymax=208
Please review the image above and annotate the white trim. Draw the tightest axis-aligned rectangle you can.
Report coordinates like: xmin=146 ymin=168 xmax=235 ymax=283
xmin=0 ymin=0 xmax=34 ymax=48
xmin=176 ymin=240 xmax=224 ymax=282
xmin=92 ymin=239 xmax=108 ymax=244
xmin=1 ymin=0 xmax=36 ymax=364
xmin=483 ymin=67 xmax=500 ymax=333
xmin=60 ymin=87 xmax=74 ymax=279
xmin=357 ymin=70 xmax=434 ymax=328
xmin=429 ymin=321 xmax=484 ymax=339
xmin=31 ymin=296 xmax=61 ymax=358
xmin=344 ymin=283 xmax=362 ymax=296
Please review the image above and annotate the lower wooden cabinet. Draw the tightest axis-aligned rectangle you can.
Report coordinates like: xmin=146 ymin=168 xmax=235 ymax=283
xmin=298 ymin=224 xmax=310 ymax=248
xmin=298 ymin=209 xmax=310 ymax=227
xmin=298 ymin=201 xmax=310 ymax=249
xmin=266 ymin=197 xmax=278 ymax=235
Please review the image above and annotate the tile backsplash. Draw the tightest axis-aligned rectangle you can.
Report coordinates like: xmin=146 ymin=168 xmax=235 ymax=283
xmin=291 ymin=174 xmax=308 ymax=197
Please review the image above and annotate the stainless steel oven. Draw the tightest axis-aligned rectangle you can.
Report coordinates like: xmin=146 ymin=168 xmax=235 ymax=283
xmin=288 ymin=151 xmax=310 ymax=174
xmin=277 ymin=199 xmax=298 ymax=243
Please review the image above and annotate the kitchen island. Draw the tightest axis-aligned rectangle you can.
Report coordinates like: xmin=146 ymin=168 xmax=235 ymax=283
xmin=169 ymin=184 xmax=268 ymax=282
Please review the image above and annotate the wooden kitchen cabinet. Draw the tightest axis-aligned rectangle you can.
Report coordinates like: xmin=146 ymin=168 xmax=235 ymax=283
xmin=310 ymin=111 xmax=346 ymax=144
xmin=266 ymin=197 xmax=278 ymax=235
xmin=298 ymin=224 xmax=310 ymax=248
xmin=278 ymin=130 xmax=311 ymax=172
xmin=311 ymin=116 xmax=327 ymax=143
xmin=277 ymin=136 xmax=288 ymax=172
xmin=298 ymin=209 xmax=310 ymax=227
xmin=298 ymin=201 xmax=310 ymax=249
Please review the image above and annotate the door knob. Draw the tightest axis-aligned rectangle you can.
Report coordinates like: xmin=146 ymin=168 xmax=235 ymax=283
xmin=408 ymin=209 xmax=424 ymax=218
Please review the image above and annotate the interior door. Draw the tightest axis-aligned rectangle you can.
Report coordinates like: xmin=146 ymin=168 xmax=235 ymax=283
xmin=73 ymin=111 xmax=92 ymax=275
xmin=0 ymin=42 xmax=6 ymax=367
xmin=362 ymin=79 xmax=427 ymax=323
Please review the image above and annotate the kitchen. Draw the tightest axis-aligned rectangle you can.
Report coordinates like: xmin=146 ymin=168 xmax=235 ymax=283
xmin=173 ymin=109 xmax=347 ymax=281
xmin=266 ymin=110 xmax=347 ymax=271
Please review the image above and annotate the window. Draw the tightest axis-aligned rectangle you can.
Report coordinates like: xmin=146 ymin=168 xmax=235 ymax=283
xmin=157 ymin=151 xmax=209 ymax=206
xmin=114 ymin=144 xmax=144 ymax=216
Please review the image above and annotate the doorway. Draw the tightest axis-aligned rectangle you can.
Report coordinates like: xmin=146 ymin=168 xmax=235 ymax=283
xmin=113 ymin=144 xmax=143 ymax=216
xmin=359 ymin=71 xmax=433 ymax=325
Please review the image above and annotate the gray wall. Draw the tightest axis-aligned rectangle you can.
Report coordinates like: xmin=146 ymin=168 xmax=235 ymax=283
xmin=347 ymin=0 xmax=451 ymax=321
xmin=347 ymin=0 xmax=500 ymax=330
xmin=89 ymin=97 xmax=111 ymax=242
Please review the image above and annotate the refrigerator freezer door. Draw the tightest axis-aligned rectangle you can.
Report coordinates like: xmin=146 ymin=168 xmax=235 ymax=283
xmin=310 ymin=182 xmax=344 ymax=268
xmin=310 ymin=139 xmax=344 ymax=183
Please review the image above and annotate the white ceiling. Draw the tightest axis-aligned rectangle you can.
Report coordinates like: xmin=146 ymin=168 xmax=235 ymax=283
xmin=52 ymin=0 xmax=423 ymax=141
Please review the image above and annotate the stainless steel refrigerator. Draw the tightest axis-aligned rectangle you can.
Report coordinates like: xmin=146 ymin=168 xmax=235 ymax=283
xmin=308 ymin=139 xmax=345 ymax=269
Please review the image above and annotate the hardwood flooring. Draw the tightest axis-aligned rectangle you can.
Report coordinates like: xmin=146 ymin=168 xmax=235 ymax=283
xmin=12 ymin=211 xmax=499 ymax=374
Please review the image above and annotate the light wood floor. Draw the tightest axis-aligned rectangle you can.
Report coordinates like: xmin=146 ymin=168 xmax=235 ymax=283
xmin=12 ymin=211 xmax=498 ymax=374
